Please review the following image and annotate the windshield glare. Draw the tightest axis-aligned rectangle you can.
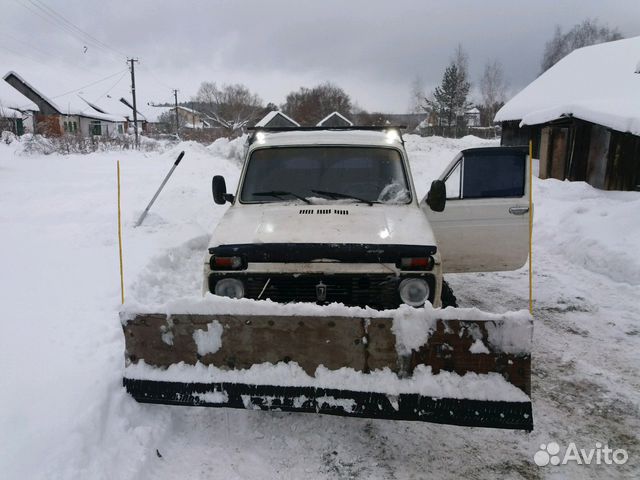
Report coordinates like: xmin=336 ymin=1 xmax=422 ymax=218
xmin=240 ymin=147 xmax=411 ymax=204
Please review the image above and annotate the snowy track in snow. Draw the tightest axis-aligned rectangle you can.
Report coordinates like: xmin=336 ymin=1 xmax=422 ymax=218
xmin=0 ymin=135 xmax=638 ymax=479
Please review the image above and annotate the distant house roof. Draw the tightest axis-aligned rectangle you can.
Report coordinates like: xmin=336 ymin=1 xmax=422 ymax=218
xmin=466 ymin=107 xmax=480 ymax=115
xmin=255 ymin=110 xmax=299 ymax=127
xmin=145 ymin=105 xmax=212 ymax=128
xmin=3 ymin=71 xmax=126 ymax=123
xmin=495 ymin=36 xmax=640 ymax=136
xmin=316 ymin=111 xmax=353 ymax=127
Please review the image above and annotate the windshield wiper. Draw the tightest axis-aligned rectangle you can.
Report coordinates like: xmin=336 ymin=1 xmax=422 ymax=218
xmin=253 ymin=190 xmax=312 ymax=204
xmin=311 ymin=189 xmax=374 ymax=206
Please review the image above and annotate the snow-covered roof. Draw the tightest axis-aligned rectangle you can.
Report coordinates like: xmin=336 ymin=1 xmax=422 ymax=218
xmin=316 ymin=111 xmax=353 ymax=127
xmin=4 ymin=70 xmax=62 ymax=113
xmin=465 ymin=107 xmax=480 ymax=115
xmin=495 ymin=36 xmax=640 ymax=136
xmin=255 ymin=110 xmax=300 ymax=127
xmin=4 ymin=71 xmax=127 ymax=123
xmin=175 ymin=105 xmax=203 ymax=115
xmin=86 ymin=95 xmax=150 ymax=122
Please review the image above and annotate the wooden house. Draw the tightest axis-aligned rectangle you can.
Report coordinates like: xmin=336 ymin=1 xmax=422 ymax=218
xmin=496 ymin=37 xmax=640 ymax=191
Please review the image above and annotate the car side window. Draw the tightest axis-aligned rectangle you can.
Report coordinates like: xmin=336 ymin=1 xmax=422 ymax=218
xmin=461 ymin=152 xmax=525 ymax=199
xmin=444 ymin=160 xmax=462 ymax=199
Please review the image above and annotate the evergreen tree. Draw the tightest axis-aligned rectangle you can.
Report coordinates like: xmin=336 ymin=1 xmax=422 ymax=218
xmin=426 ymin=63 xmax=471 ymax=137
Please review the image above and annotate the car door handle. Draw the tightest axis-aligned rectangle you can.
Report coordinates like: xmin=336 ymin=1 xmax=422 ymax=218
xmin=509 ymin=206 xmax=529 ymax=215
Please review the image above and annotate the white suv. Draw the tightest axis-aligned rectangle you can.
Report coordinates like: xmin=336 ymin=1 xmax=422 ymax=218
xmin=205 ymin=127 xmax=530 ymax=310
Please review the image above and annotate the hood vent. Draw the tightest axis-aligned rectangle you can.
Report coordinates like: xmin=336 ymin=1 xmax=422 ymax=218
xmin=298 ymin=208 xmax=350 ymax=215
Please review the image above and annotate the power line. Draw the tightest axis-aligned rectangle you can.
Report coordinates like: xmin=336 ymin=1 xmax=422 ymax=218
xmin=50 ymin=69 xmax=129 ymax=99
xmin=0 ymin=43 xmax=49 ymax=65
xmin=14 ymin=0 xmax=112 ymax=59
xmin=0 ymin=31 xmax=52 ymax=59
xmin=13 ymin=0 xmax=124 ymax=64
xmin=27 ymin=0 xmax=127 ymax=58
xmin=92 ymin=71 xmax=128 ymax=103
xmin=0 ymin=31 xmax=110 ymax=77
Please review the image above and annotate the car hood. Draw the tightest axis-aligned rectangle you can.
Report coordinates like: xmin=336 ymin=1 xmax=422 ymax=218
xmin=209 ymin=203 xmax=437 ymax=249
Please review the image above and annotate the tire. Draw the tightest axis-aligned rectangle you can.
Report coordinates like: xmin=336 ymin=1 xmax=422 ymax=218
xmin=440 ymin=279 xmax=458 ymax=308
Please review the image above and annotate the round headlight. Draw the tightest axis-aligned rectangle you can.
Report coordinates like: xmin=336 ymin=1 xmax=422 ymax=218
xmin=214 ymin=278 xmax=245 ymax=299
xmin=398 ymin=278 xmax=430 ymax=307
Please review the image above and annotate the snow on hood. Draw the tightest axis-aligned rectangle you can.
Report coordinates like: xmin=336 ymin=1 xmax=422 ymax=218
xmin=208 ymin=203 xmax=437 ymax=248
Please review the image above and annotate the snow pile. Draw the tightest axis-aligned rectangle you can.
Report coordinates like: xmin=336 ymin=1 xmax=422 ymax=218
xmin=496 ymin=36 xmax=640 ymax=135
xmin=534 ymin=178 xmax=640 ymax=285
xmin=122 ymin=294 xmax=533 ymax=356
xmin=469 ymin=339 xmax=491 ymax=354
xmin=14 ymin=133 xmax=56 ymax=155
xmin=1 ymin=130 xmax=17 ymax=144
xmin=207 ymin=134 xmax=248 ymax=166
xmin=192 ymin=321 xmax=223 ymax=356
xmin=125 ymin=361 xmax=530 ymax=402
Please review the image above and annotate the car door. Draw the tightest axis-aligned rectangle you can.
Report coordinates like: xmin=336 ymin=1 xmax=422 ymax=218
xmin=421 ymin=146 xmax=530 ymax=273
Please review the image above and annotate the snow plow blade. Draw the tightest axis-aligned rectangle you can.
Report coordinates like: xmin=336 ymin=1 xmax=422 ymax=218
xmin=122 ymin=312 xmax=533 ymax=430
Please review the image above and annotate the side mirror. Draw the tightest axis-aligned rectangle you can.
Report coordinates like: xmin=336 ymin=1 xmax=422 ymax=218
xmin=426 ymin=180 xmax=446 ymax=212
xmin=212 ymin=175 xmax=234 ymax=204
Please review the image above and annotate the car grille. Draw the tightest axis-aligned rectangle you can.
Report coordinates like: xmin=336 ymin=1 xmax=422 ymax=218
xmin=208 ymin=273 xmax=435 ymax=310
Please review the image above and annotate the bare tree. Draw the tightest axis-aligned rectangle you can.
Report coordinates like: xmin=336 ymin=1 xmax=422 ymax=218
xmin=194 ymin=82 xmax=263 ymax=135
xmin=453 ymin=44 xmax=470 ymax=87
xmin=479 ymin=59 xmax=508 ymax=126
xmin=0 ymin=102 xmax=20 ymax=135
xmin=281 ymin=82 xmax=353 ymax=125
xmin=541 ymin=19 xmax=623 ymax=73
xmin=452 ymin=44 xmax=472 ymax=136
xmin=408 ymin=75 xmax=426 ymax=114
xmin=156 ymin=109 xmax=185 ymax=134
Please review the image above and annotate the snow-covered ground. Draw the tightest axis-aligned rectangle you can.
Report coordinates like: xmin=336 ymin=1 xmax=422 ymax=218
xmin=0 ymin=134 xmax=638 ymax=479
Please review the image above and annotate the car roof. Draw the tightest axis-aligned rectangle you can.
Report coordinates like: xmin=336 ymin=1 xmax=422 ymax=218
xmin=248 ymin=129 xmax=404 ymax=150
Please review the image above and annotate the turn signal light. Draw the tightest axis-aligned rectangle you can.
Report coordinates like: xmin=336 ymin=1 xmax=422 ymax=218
xmin=398 ymin=257 xmax=434 ymax=271
xmin=210 ymin=255 xmax=246 ymax=270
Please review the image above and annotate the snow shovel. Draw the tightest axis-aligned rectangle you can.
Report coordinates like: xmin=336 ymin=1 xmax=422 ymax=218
xmin=121 ymin=308 xmax=533 ymax=430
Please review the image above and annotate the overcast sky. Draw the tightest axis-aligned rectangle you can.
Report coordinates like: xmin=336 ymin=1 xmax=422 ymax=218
xmin=2 ymin=0 xmax=639 ymax=113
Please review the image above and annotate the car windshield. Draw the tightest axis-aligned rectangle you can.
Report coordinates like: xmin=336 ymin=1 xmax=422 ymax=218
xmin=240 ymin=146 xmax=411 ymax=204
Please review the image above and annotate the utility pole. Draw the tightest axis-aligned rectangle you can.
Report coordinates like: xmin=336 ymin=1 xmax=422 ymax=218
xmin=128 ymin=58 xmax=139 ymax=148
xmin=172 ymin=89 xmax=179 ymax=136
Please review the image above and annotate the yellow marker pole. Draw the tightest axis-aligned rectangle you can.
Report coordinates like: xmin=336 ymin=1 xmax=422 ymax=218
xmin=117 ymin=160 xmax=125 ymax=305
xmin=528 ymin=140 xmax=533 ymax=314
